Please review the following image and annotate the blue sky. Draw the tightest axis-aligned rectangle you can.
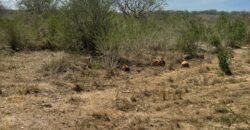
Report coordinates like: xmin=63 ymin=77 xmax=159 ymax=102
xmin=1 ymin=0 xmax=250 ymax=11
xmin=167 ymin=0 xmax=250 ymax=11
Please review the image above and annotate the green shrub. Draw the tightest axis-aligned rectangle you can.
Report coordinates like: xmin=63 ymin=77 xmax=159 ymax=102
xmin=63 ymin=0 xmax=113 ymax=55
xmin=46 ymin=14 xmax=64 ymax=50
xmin=100 ymin=16 xmax=162 ymax=52
xmin=177 ymin=31 xmax=199 ymax=56
xmin=5 ymin=20 xmax=23 ymax=51
xmin=176 ymin=17 xmax=204 ymax=56
xmin=217 ymin=48 xmax=232 ymax=75
xmin=4 ymin=18 xmax=40 ymax=51
xmin=216 ymin=14 xmax=247 ymax=48
xmin=247 ymin=32 xmax=250 ymax=44
xmin=216 ymin=13 xmax=231 ymax=39
xmin=1 ymin=15 xmax=41 ymax=51
xmin=227 ymin=19 xmax=247 ymax=48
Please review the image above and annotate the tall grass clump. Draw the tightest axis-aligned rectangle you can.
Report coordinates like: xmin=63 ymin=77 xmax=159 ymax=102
xmin=98 ymin=43 xmax=120 ymax=68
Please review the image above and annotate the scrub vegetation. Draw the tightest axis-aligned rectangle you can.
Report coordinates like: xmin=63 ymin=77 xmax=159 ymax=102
xmin=0 ymin=0 xmax=250 ymax=129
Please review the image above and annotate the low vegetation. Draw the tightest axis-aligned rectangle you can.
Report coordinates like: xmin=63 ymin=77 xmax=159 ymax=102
xmin=218 ymin=48 xmax=232 ymax=75
xmin=0 ymin=0 xmax=250 ymax=130
xmin=0 ymin=1 xmax=249 ymax=55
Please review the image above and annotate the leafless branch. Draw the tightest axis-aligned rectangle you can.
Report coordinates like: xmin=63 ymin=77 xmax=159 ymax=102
xmin=113 ymin=0 xmax=166 ymax=18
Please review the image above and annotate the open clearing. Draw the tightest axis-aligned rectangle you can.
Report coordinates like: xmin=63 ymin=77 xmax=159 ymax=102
xmin=0 ymin=47 xmax=250 ymax=130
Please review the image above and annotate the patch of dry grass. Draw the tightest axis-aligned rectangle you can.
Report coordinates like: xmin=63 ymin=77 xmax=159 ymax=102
xmin=41 ymin=54 xmax=89 ymax=75
xmin=0 ymin=48 xmax=250 ymax=130
xmin=246 ymin=47 xmax=250 ymax=64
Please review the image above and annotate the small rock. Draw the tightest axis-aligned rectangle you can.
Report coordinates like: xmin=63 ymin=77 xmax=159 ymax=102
xmin=181 ymin=61 xmax=190 ymax=68
xmin=121 ymin=65 xmax=130 ymax=72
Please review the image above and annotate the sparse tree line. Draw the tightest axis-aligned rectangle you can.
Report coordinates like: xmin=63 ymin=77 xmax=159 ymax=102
xmin=0 ymin=0 xmax=250 ymax=75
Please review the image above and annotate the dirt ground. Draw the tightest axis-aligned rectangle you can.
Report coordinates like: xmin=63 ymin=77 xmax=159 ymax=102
xmin=0 ymin=47 xmax=250 ymax=130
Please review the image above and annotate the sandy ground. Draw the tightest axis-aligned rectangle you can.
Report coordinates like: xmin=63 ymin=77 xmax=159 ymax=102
xmin=0 ymin=48 xmax=250 ymax=130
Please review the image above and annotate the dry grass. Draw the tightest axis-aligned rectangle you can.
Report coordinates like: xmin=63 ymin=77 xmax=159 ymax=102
xmin=0 ymin=48 xmax=250 ymax=130
xmin=246 ymin=47 xmax=250 ymax=64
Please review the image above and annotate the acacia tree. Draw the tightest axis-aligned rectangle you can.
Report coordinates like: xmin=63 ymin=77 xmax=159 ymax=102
xmin=113 ymin=0 xmax=166 ymax=18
